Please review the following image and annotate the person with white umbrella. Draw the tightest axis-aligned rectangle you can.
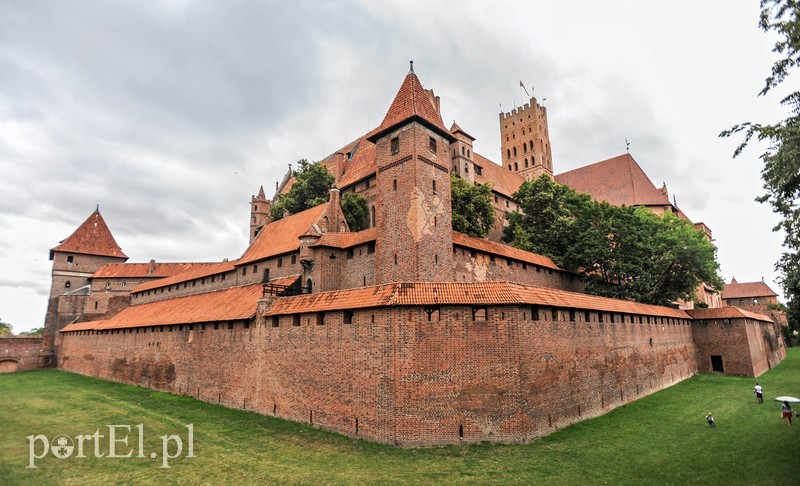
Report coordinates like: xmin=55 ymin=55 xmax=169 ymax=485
xmin=775 ymin=396 xmax=799 ymax=427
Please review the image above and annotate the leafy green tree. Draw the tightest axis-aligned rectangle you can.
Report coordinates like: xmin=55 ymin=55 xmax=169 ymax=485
xmin=0 ymin=318 xmax=12 ymax=336
xmin=25 ymin=327 xmax=44 ymax=335
xmin=270 ymin=160 xmax=335 ymax=219
xmin=505 ymin=175 xmax=724 ymax=306
xmin=503 ymin=175 xmax=591 ymax=268
xmin=341 ymin=193 xmax=369 ymax=232
xmin=451 ymin=174 xmax=495 ymax=238
xmin=721 ymin=0 xmax=800 ymax=330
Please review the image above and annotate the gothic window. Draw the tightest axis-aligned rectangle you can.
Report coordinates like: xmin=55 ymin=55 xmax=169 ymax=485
xmin=277 ymin=258 xmax=283 ymax=268
xmin=370 ymin=206 xmax=376 ymax=228
xmin=432 ymin=180 xmax=436 ymax=194
xmin=467 ymin=149 xmax=470 ymax=158
xmin=393 ymin=179 xmax=397 ymax=191
xmin=122 ymin=280 xmax=127 ymax=288
xmin=390 ymin=137 xmax=399 ymax=155
xmin=514 ymin=162 xmax=518 ymax=171
xmin=506 ymin=149 xmax=511 ymax=160
xmin=524 ymin=158 xmax=529 ymax=168
xmin=306 ymin=278 xmax=313 ymax=293
xmin=461 ymin=146 xmax=465 ymax=156
xmin=254 ymin=205 xmax=257 ymax=212
xmin=513 ymin=147 xmax=517 ymax=157
xmin=523 ymin=144 xmax=527 ymax=154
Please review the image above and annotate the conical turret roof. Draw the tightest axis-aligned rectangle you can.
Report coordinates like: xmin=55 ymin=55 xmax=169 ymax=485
xmin=51 ymin=209 xmax=128 ymax=259
xmin=367 ymin=66 xmax=454 ymax=143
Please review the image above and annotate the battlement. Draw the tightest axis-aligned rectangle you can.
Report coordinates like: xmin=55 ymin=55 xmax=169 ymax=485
xmin=499 ymin=97 xmax=547 ymax=121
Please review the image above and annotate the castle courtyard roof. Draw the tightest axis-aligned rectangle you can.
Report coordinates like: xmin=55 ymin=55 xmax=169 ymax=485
xmin=62 ymin=283 xmax=263 ymax=331
xmin=452 ymin=232 xmax=560 ymax=270
xmin=263 ymin=281 xmax=690 ymax=319
xmin=50 ymin=209 xmax=128 ymax=259
xmin=555 ymin=153 xmax=672 ymax=209
xmin=93 ymin=262 xmax=207 ymax=279
xmin=687 ymin=306 xmax=773 ymax=323
xmin=721 ymin=280 xmax=779 ymax=300
xmin=132 ymin=260 xmax=238 ymax=293
xmin=238 ymin=203 xmax=330 ymax=265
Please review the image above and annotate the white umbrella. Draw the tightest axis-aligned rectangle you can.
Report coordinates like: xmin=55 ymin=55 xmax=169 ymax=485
xmin=774 ymin=396 xmax=800 ymax=403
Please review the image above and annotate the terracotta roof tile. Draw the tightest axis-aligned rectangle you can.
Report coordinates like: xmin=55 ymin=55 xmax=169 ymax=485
xmin=452 ymin=231 xmax=560 ymax=270
xmin=132 ymin=260 xmax=237 ymax=293
xmin=61 ymin=320 xmax=108 ymax=332
xmin=450 ymin=121 xmax=475 ymax=140
xmin=555 ymin=154 xmax=672 ymax=208
xmin=51 ymin=210 xmax=128 ymax=259
xmin=687 ymin=307 xmax=773 ymax=323
xmin=367 ymin=70 xmax=453 ymax=143
xmin=721 ymin=280 xmax=779 ymax=300
xmin=62 ymin=284 xmax=263 ymax=331
xmin=473 ymin=152 xmax=524 ymax=198
xmin=264 ymin=281 xmax=690 ymax=319
xmin=238 ymin=203 xmax=329 ymax=265
xmin=92 ymin=262 xmax=206 ymax=279
xmin=312 ymin=228 xmax=377 ymax=249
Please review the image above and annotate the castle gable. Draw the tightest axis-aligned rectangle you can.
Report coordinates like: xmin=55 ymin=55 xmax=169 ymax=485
xmin=238 ymin=203 xmax=330 ymax=265
xmin=51 ymin=209 xmax=128 ymax=259
xmin=555 ymin=153 xmax=671 ymax=208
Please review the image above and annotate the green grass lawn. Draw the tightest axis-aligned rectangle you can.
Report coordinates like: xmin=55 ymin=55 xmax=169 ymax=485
xmin=2 ymin=350 xmax=800 ymax=485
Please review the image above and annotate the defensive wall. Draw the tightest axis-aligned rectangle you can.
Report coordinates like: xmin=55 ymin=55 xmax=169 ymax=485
xmin=57 ymin=281 xmax=725 ymax=446
xmin=0 ymin=336 xmax=44 ymax=372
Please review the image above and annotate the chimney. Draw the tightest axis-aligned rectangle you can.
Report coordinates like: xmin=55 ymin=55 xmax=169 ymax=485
xmin=329 ymin=187 xmax=340 ymax=208
xmin=426 ymin=89 xmax=441 ymax=117
xmin=148 ymin=259 xmax=156 ymax=276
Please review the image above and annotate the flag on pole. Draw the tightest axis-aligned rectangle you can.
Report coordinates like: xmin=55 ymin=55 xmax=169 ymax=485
xmin=520 ymin=80 xmax=531 ymax=98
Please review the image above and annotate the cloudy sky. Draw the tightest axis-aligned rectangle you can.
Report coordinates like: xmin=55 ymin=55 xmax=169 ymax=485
xmin=0 ymin=0 xmax=790 ymax=332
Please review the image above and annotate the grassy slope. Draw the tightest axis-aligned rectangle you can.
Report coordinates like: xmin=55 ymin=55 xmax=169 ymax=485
xmin=1 ymin=350 xmax=799 ymax=485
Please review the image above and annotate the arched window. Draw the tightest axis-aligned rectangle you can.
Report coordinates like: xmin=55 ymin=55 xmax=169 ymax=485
xmin=65 ymin=281 xmax=71 ymax=289
xmin=461 ymin=146 xmax=465 ymax=156
xmin=506 ymin=149 xmax=511 ymax=160
xmin=370 ymin=206 xmax=376 ymax=228
xmin=254 ymin=205 xmax=257 ymax=212
xmin=291 ymin=255 xmax=297 ymax=264
xmin=529 ymin=140 xmax=534 ymax=151
xmin=514 ymin=162 xmax=518 ymax=171
xmin=512 ymin=147 xmax=517 ymax=157
xmin=467 ymin=149 xmax=470 ymax=158
xmin=122 ymin=280 xmax=127 ymax=288
xmin=105 ymin=281 xmax=111 ymax=290
xmin=306 ymin=278 xmax=313 ymax=294
xmin=252 ymin=216 xmax=256 ymax=224
xmin=524 ymin=158 xmax=529 ymax=168
xmin=523 ymin=144 xmax=527 ymax=154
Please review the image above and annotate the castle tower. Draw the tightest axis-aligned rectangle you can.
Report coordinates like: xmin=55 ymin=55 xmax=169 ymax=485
xmin=250 ymin=185 xmax=271 ymax=244
xmin=42 ymin=208 xmax=128 ymax=365
xmin=449 ymin=121 xmax=477 ymax=184
xmin=499 ymin=96 xmax=553 ymax=180
xmin=367 ymin=63 xmax=456 ymax=284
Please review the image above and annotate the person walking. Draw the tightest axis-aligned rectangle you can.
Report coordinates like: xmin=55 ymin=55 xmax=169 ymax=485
xmin=754 ymin=383 xmax=763 ymax=403
xmin=706 ymin=412 xmax=715 ymax=428
xmin=781 ymin=401 xmax=793 ymax=427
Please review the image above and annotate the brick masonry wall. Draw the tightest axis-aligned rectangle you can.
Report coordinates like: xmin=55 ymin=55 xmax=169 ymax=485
xmin=0 ymin=337 xmax=44 ymax=372
xmin=59 ymin=304 xmax=700 ymax=446
xmin=453 ymin=246 xmax=584 ymax=292
xmin=691 ymin=318 xmax=785 ymax=377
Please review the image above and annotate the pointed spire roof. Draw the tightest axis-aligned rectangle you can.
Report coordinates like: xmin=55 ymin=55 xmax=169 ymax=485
xmin=450 ymin=120 xmax=475 ymax=141
xmin=257 ymin=185 xmax=266 ymax=199
xmin=51 ymin=209 xmax=128 ymax=259
xmin=367 ymin=64 xmax=455 ymax=143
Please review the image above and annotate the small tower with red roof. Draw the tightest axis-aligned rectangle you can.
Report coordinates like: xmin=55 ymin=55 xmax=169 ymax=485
xmin=367 ymin=62 xmax=456 ymax=284
xmin=250 ymin=185 xmax=271 ymax=244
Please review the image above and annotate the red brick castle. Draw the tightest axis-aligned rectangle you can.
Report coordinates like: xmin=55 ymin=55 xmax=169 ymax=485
xmin=7 ymin=65 xmax=785 ymax=445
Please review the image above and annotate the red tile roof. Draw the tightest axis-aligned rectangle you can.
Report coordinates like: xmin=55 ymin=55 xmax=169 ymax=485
xmin=312 ymin=228 xmax=377 ymax=249
xmin=61 ymin=320 xmax=108 ymax=332
xmin=721 ymin=280 xmax=779 ymax=300
xmin=132 ymin=260 xmax=237 ymax=293
xmin=92 ymin=262 xmax=206 ymax=279
xmin=264 ymin=281 xmax=690 ymax=319
xmin=452 ymin=231 xmax=560 ymax=270
xmin=367 ymin=70 xmax=453 ymax=143
xmin=450 ymin=120 xmax=475 ymax=140
xmin=473 ymin=152 xmax=524 ymax=198
xmin=238 ymin=203 xmax=329 ymax=265
xmin=62 ymin=284 xmax=263 ymax=331
xmin=687 ymin=307 xmax=773 ymax=323
xmin=51 ymin=210 xmax=128 ymax=259
xmin=555 ymin=154 xmax=672 ymax=208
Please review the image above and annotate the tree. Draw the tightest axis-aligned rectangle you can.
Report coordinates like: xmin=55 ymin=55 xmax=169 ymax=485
xmin=720 ymin=0 xmax=800 ymax=330
xmin=505 ymin=175 xmax=724 ymax=306
xmin=270 ymin=160 xmax=335 ymax=219
xmin=503 ymin=175 xmax=591 ymax=268
xmin=341 ymin=193 xmax=369 ymax=232
xmin=451 ymin=174 xmax=495 ymax=238
xmin=0 ymin=318 xmax=12 ymax=336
